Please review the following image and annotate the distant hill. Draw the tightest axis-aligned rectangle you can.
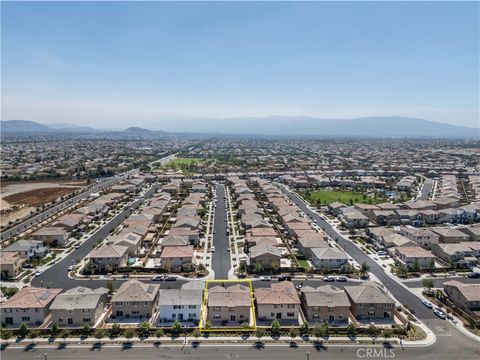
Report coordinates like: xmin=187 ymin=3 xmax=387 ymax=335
xmin=1 ymin=120 xmax=53 ymax=133
xmin=1 ymin=117 xmax=478 ymax=138
xmin=170 ymin=116 xmax=478 ymax=137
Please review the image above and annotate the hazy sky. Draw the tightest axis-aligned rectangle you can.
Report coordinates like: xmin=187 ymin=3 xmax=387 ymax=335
xmin=2 ymin=1 xmax=479 ymax=129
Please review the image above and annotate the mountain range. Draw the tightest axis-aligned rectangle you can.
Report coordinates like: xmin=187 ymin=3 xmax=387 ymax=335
xmin=1 ymin=117 xmax=478 ymax=138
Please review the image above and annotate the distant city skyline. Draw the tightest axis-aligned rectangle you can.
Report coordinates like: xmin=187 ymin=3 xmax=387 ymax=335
xmin=2 ymin=1 xmax=479 ymax=128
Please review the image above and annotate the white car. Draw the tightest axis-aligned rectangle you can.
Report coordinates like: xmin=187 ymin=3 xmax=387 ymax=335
xmin=67 ymin=265 xmax=74 ymax=271
xmin=211 ymin=246 xmax=216 ymax=252
xmin=422 ymin=300 xmax=433 ymax=309
xmin=434 ymin=309 xmax=446 ymax=319
xmin=35 ymin=271 xmax=44 ymax=277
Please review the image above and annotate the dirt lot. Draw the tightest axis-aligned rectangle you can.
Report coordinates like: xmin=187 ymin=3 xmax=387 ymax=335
xmin=3 ymin=187 xmax=79 ymax=207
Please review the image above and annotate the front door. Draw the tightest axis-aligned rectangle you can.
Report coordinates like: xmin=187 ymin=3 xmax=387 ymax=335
xmin=178 ymin=313 xmax=184 ymax=321
xmin=230 ymin=314 xmax=236 ymax=322
xmin=276 ymin=313 xmax=282 ymax=319
xmin=329 ymin=315 xmax=335 ymax=322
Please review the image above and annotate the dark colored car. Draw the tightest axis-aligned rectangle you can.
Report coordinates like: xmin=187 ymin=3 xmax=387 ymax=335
xmin=278 ymin=275 xmax=292 ymax=282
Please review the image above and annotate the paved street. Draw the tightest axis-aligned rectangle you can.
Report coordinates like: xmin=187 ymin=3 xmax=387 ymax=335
xmin=2 ymin=339 xmax=480 ymax=360
xmin=418 ymin=178 xmax=434 ymax=200
xmin=1 ymin=171 xmax=135 ymax=242
xmin=210 ymin=184 xmax=231 ymax=279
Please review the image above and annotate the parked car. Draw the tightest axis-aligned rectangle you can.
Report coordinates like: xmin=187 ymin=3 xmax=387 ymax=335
xmin=165 ymin=276 xmax=177 ymax=281
xmin=34 ymin=271 xmax=44 ymax=277
xmin=422 ymin=300 xmax=433 ymax=309
xmin=122 ymin=273 xmax=130 ymax=278
xmin=377 ymin=251 xmax=388 ymax=256
xmin=434 ymin=309 xmax=446 ymax=319
xmin=67 ymin=265 xmax=74 ymax=271
xmin=335 ymin=276 xmax=348 ymax=282
xmin=260 ymin=276 xmax=271 ymax=281
xmin=211 ymin=246 xmax=216 ymax=252
xmin=295 ymin=284 xmax=303 ymax=290
xmin=323 ymin=275 xmax=335 ymax=282
xmin=23 ymin=263 xmax=34 ymax=269
xmin=278 ymin=275 xmax=292 ymax=282
xmin=151 ymin=275 xmax=164 ymax=281
xmin=468 ymin=272 xmax=480 ymax=279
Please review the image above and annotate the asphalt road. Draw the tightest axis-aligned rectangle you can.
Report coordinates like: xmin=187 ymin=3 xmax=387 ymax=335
xmin=277 ymin=184 xmax=480 ymax=346
xmin=2 ymin=340 xmax=480 ymax=360
xmin=1 ymin=171 xmax=136 ymax=242
xmin=418 ymin=178 xmax=434 ymax=201
xmin=210 ymin=184 xmax=231 ymax=279
xmin=30 ymin=184 xmax=170 ymax=291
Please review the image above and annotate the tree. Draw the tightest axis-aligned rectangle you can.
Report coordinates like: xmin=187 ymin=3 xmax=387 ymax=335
xmin=172 ymin=320 xmax=182 ymax=336
xmin=81 ymin=324 xmax=91 ymax=337
xmin=271 ymin=319 xmax=281 ymax=337
xmin=239 ymin=261 xmax=247 ymax=274
xmin=396 ymin=263 xmax=408 ymax=278
xmin=94 ymin=330 xmax=104 ymax=339
xmin=155 ymin=328 xmax=164 ymax=338
xmin=84 ymin=260 xmax=95 ymax=275
xmin=299 ymin=322 xmax=310 ymax=336
xmin=50 ymin=322 xmax=60 ymax=337
xmin=313 ymin=324 xmax=324 ymax=341
xmin=360 ymin=262 xmax=370 ymax=277
xmin=196 ymin=263 xmax=206 ymax=275
xmin=288 ymin=328 xmax=298 ymax=342
xmin=106 ymin=280 xmax=114 ymax=295
xmin=347 ymin=324 xmax=357 ymax=337
xmin=124 ymin=329 xmax=135 ymax=339
xmin=255 ymin=328 xmax=266 ymax=340
xmin=0 ymin=328 xmax=12 ymax=340
xmin=382 ymin=329 xmax=392 ymax=343
xmin=110 ymin=323 xmax=122 ymax=337
xmin=412 ymin=259 xmax=420 ymax=273
xmin=204 ymin=320 xmax=212 ymax=330
xmin=18 ymin=323 xmax=28 ymax=338
xmin=252 ymin=262 xmax=263 ymax=274
xmin=368 ymin=324 xmax=380 ymax=338
xmin=192 ymin=329 xmax=201 ymax=339
xmin=137 ymin=322 xmax=151 ymax=338
xmin=422 ymin=278 xmax=434 ymax=295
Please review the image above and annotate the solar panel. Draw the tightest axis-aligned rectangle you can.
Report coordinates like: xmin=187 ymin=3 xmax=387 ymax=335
xmin=39 ymin=290 xmax=51 ymax=300
xmin=147 ymin=285 xmax=155 ymax=294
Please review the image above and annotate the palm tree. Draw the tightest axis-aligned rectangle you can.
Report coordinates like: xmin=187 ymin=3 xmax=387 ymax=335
xmin=360 ymin=262 xmax=370 ymax=277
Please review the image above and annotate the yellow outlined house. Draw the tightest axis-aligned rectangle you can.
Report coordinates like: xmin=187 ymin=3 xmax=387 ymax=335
xmin=199 ymin=279 xmax=257 ymax=332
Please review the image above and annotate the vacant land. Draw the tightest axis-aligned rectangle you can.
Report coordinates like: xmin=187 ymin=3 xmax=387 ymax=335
xmin=3 ymin=187 xmax=77 ymax=207
xmin=304 ymin=190 xmax=382 ymax=205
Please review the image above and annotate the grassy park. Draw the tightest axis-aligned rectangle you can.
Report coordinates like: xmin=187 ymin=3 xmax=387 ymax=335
xmin=303 ymin=190 xmax=383 ymax=205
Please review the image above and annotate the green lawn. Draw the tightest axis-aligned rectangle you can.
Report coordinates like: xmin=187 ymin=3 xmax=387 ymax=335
xmin=167 ymin=157 xmax=204 ymax=166
xmin=297 ymin=259 xmax=310 ymax=269
xmin=305 ymin=190 xmax=382 ymax=205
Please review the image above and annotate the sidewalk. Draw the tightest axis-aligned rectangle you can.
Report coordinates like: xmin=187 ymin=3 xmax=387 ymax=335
xmin=0 ymin=334 xmax=435 ymax=348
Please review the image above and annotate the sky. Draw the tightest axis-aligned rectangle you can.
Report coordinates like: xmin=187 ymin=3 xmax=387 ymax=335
xmin=1 ymin=1 xmax=479 ymax=130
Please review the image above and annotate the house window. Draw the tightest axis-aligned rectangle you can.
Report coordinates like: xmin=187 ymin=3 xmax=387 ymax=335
xmin=82 ymin=309 xmax=90 ymax=313
xmin=189 ymin=313 xmax=196 ymax=319
xmin=239 ymin=315 xmax=244 ymax=319
xmin=287 ymin=304 xmax=295 ymax=309
xmin=368 ymin=311 xmax=375 ymax=316
xmin=83 ymin=318 xmax=91 ymax=323
xmin=358 ymin=304 xmax=363 ymax=308
xmin=173 ymin=305 xmax=182 ymax=310
xmin=313 ymin=314 xmax=319 ymax=319
xmin=213 ymin=314 xmax=221 ymax=320
xmin=116 ymin=302 xmax=123 ymax=306
xmin=144 ymin=301 xmax=149 ymax=306
xmin=172 ymin=314 xmax=176 ymax=319
xmin=189 ymin=305 xmax=196 ymax=309
xmin=132 ymin=310 xmax=139 ymax=315
xmin=287 ymin=312 xmax=294 ymax=317
xmin=68 ymin=318 xmax=73 ymax=325
xmin=213 ymin=306 xmax=221 ymax=311
xmin=384 ymin=303 xmax=392 ymax=308
xmin=21 ymin=316 xmax=30 ymax=322
xmin=271 ymin=313 xmax=275 ymax=317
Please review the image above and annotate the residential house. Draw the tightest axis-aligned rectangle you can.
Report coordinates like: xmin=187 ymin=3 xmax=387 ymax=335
xmin=394 ymin=246 xmax=436 ymax=269
xmin=50 ymin=286 xmax=108 ymax=327
xmin=111 ymin=280 xmax=160 ymax=321
xmin=301 ymin=285 xmax=350 ymax=324
xmin=249 ymin=243 xmax=282 ymax=269
xmin=431 ymin=243 xmax=475 ymax=268
xmin=398 ymin=227 xmax=440 ymax=248
xmin=254 ymin=281 xmax=301 ymax=323
xmin=432 ymin=228 xmax=471 ymax=243
xmin=443 ymin=280 xmax=480 ymax=320
xmin=89 ymin=243 xmax=128 ymax=271
xmin=31 ymin=227 xmax=69 ymax=246
xmin=3 ymin=240 xmax=48 ymax=260
xmin=156 ymin=288 xmax=203 ymax=324
xmin=310 ymin=247 xmax=349 ymax=270
xmin=344 ymin=283 xmax=395 ymax=321
xmin=206 ymin=284 xmax=252 ymax=326
xmin=0 ymin=252 xmax=25 ymax=279
xmin=297 ymin=233 xmax=329 ymax=258
xmin=160 ymin=245 xmax=194 ymax=271
xmin=0 ymin=287 xmax=61 ymax=327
